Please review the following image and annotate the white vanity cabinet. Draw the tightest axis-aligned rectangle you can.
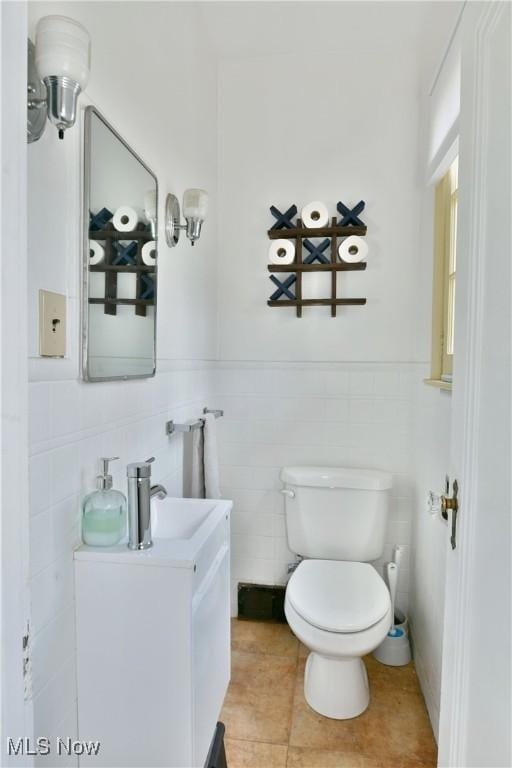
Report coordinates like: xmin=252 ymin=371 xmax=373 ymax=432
xmin=74 ymin=498 xmax=231 ymax=768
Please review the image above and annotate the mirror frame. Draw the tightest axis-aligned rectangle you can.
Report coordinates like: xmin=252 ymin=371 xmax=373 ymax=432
xmin=81 ymin=106 xmax=158 ymax=382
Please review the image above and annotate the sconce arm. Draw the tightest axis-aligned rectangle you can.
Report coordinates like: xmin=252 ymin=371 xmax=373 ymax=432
xmin=27 ymin=94 xmax=47 ymax=110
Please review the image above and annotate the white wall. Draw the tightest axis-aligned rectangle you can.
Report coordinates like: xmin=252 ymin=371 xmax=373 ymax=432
xmin=212 ymin=5 xmax=432 ymax=615
xmin=28 ymin=1 xmax=218 ymax=368
xmin=27 ymin=2 xmax=217 ymax=755
xmin=216 ymin=47 xmax=422 ymax=363
xmin=408 ymin=2 xmax=462 ymax=740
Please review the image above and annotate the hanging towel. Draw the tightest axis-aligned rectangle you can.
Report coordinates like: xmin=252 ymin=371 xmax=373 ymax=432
xmin=203 ymin=412 xmax=221 ymax=499
xmin=183 ymin=426 xmax=205 ymax=499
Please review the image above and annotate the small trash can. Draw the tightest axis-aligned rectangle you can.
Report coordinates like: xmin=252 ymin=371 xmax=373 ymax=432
xmin=373 ymin=609 xmax=412 ymax=667
xmin=205 ymin=722 xmax=227 ymax=768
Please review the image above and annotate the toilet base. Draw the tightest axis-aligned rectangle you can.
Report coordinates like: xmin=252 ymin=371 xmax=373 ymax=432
xmin=304 ymin=652 xmax=369 ymax=720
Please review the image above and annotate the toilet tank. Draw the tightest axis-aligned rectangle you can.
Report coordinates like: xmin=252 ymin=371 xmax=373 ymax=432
xmin=281 ymin=466 xmax=393 ymax=562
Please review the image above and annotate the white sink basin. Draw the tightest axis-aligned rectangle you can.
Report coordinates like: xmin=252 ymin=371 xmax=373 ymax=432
xmin=152 ymin=497 xmax=217 ymax=541
xmin=75 ymin=496 xmax=231 ymax=568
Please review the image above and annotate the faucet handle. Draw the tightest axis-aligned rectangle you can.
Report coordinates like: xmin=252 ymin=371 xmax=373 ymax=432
xmin=127 ymin=458 xmax=154 ymax=478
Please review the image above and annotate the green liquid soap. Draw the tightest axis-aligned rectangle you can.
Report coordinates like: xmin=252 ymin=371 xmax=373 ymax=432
xmin=82 ymin=505 xmax=125 ymax=546
xmin=82 ymin=457 xmax=127 ymax=547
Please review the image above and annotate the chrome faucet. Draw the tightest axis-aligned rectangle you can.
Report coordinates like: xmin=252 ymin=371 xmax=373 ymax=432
xmin=127 ymin=457 xmax=167 ymax=550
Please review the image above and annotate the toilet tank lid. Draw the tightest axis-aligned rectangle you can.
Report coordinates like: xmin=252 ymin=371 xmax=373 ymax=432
xmin=280 ymin=466 xmax=393 ymax=491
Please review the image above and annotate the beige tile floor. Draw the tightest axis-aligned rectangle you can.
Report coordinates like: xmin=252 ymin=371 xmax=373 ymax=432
xmin=221 ymin=620 xmax=437 ymax=768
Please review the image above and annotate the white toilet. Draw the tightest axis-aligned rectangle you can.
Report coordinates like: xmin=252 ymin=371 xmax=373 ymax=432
xmin=282 ymin=466 xmax=393 ymax=720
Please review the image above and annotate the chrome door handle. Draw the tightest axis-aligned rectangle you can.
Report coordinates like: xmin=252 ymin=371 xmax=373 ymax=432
xmin=441 ymin=478 xmax=459 ymax=550
xmin=280 ymin=489 xmax=295 ymax=499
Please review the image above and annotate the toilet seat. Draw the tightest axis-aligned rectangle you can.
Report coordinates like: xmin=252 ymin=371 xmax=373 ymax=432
xmin=287 ymin=559 xmax=390 ymax=633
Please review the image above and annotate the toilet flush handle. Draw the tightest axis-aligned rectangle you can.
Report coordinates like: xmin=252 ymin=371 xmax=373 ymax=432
xmin=280 ymin=488 xmax=295 ymax=499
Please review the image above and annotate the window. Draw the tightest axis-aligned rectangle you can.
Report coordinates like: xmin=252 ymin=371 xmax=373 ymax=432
xmin=427 ymin=157 xmax=458 ymax=389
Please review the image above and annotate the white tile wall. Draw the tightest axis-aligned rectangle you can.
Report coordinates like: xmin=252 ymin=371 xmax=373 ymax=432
xmin=28 ymin=365 xmax=212 ymax=756
xmin=27 ymin=356 xmax=425 ymax=744
xmin=28 ymin=358 xmax=425 ymax=744
xmin=211 ymin=363 xmax=416 ymax=614
xmin=409 ymin=365 xmax=452 ymax=738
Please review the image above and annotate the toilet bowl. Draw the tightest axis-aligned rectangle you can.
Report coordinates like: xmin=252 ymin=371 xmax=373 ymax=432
xmin=280 ymin=466 xmax=393 ymax=720
xmin=285 ymin=559 xmax=391 ymax=719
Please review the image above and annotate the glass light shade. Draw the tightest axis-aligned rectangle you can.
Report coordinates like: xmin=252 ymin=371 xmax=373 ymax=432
xmin=35 ymin=15 xmax=91 ymax=89
xmin=182 ymin=188 xmax=208 ymax=221
xmin=144 ymin=190 xmax=157 ymax=238
xmin=144 ymin=190 xmax=157 ymax=220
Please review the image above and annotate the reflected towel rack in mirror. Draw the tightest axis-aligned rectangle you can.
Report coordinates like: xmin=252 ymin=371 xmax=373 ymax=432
xmin=165 ymin=407 xmax=224 ymax=436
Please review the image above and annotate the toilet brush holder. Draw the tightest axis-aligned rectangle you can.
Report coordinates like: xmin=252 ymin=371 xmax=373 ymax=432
xmin=373 ymin=609 xmax=411 ymax=667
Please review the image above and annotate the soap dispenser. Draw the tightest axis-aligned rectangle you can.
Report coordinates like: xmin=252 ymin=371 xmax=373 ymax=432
xmin=82 ymin=457 xmax=127 ymax=546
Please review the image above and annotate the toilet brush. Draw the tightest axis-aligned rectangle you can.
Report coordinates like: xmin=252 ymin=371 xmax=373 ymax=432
xmin=392 ymin=544 xmax=403 ymax=570
xmin=386 ymin=562 xmax=401 ymax=637
xmin=374 ymin=547 xmax=411 ymax=665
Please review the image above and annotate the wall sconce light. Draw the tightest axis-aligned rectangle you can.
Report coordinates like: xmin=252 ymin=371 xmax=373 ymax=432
xmin=165 ymin=189 xmax=208 ymax=247
xmin=27 ymin=15 xmax=91 ymax=143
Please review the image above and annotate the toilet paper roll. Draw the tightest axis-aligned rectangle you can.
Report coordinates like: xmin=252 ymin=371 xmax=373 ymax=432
xmin=88 ymin=240 xmax=105 ymax=266
xmin=338 ymin=235 xmax=368 ymax=263
xmin=113 ymin=206 xmax=139 ymax=232
xmin=301 ymin=201 xmax=329 ymax=229
xmin=141 ymin=240 xmax=157 ymax=266
xmin=268 ymin=239 xmax=295 ymax=265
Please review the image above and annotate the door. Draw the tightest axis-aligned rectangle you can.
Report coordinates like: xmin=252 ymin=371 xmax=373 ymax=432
xmin=438 ymin=4 xmax=511 ymax=767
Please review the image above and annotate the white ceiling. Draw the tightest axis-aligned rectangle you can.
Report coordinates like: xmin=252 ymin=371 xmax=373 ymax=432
xmin=198 ymin=1 xmax=462 ymax=61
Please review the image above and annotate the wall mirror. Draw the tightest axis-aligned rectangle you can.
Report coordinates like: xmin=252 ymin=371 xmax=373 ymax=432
xmin=82 ymin=106 xmax=158 ymax=381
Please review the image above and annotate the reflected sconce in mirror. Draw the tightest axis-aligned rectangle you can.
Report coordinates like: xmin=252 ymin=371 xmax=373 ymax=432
xmin=144 ymin=190 xmax=158 ymax=238
xmin=27 ymin=15 xmax=91 ymax=143
xmin=165 ymin=189 xmax=208 ymax=247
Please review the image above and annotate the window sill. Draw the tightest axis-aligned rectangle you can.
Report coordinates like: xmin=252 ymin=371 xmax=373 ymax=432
xmin=424 ymin=378 xmax=452 ymax=392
